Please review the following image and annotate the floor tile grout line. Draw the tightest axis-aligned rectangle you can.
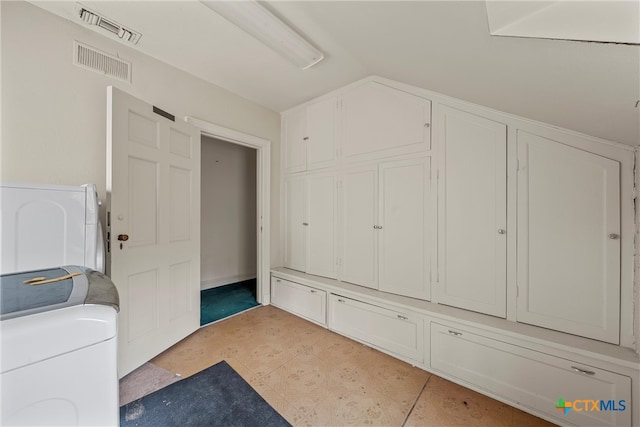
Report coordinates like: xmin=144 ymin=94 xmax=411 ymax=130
xmin=401 ymin=374 xmax=432 ymax=427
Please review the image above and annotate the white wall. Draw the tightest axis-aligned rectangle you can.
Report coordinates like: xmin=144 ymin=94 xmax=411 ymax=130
xmin=0 ymin=1 xmax=282 ymax=267
xmin=201 ymin=136 xmax=256 ymax=289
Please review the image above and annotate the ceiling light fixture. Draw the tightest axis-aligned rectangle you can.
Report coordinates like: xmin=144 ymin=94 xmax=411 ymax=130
xmin=200 ymin=0 xmax=324 ymax=70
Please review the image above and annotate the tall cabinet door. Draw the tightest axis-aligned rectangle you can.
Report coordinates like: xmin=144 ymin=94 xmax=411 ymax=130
xmin=516 ymin=131 xmax=620 ymax=344
xmin=284 ymin=176 xmax=306 ymax=272
xmin=436 ymin=106 xmax=507 ymax=317
xmin=340 ymin=165 xmax=378 ymax=289
xmin=306 ymin=172 xmax=338 ymax=279
xmin=378 ymin=157 xmax=431 ymax=300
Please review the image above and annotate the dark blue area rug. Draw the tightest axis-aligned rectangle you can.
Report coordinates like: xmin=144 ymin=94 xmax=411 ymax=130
xmin=120 ymin=361 xmax=291 ymax=427
xmin=200 ymin=279 xmax=260 ymax=326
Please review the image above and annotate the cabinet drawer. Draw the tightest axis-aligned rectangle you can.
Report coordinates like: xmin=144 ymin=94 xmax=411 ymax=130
xmin=329 ymin=294 xmax=423 ymax=362
xmin=431 ymin=323 xmax=631 ymax=426
xmin=271 ymin=277 xmax=326 ymax=325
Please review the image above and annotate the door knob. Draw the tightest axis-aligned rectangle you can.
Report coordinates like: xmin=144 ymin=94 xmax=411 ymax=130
xmin=117 ymin=234 xmax=129 ymax=241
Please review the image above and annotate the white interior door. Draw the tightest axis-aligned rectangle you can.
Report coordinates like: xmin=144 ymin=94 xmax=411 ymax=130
xmin=516 ymin=131 xmax=620 ymax=343
xmin=436 ymin=106 xmax=507 ymax=317
xmin=107 ymin=86 xmax=201 ymax=377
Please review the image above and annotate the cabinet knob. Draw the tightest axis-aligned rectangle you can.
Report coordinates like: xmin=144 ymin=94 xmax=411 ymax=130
xmin=424 ymin=123 xmax=430 ymax=128
xmin=498 ymin=229 xmax=506 ymax=235
xmin=303 ymin=137 xmax=309 ymax=141
xmin=117 ymin=234 xmax=129 ymax=241
xmin=609 ymin=233 xmax=620 ymax=240
xmin=303 ymin=222 xmax=309 ymax=226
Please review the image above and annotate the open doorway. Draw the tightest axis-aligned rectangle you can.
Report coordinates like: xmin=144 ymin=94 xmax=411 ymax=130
xmin=200 ymin=136 xmax=258 ymax=325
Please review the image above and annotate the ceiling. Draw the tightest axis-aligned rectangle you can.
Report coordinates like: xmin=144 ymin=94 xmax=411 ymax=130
xmin=30 ymin=1 xmax=640 ymax=146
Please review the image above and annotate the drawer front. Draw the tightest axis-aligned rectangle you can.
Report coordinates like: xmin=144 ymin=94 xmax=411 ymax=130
xmin=329 ymin=294 xmax=423 ymax=362
xmin=431 ymin=323 xmax=631 ymax=426
xmin=271 ymin=277 xmax=326 ymax=325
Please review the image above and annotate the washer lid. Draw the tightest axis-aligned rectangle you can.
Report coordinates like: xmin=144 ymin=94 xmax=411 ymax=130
xmin=0 ymin=267 xmax=88 ymax=321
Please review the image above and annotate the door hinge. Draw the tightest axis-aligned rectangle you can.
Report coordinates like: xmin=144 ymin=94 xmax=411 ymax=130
xmin=107 ymin=211 xmax=111 ymax=227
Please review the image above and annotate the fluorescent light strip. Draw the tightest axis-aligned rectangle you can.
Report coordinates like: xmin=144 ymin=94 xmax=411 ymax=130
xmin=200 ymin=0 xmax=324 ymax=70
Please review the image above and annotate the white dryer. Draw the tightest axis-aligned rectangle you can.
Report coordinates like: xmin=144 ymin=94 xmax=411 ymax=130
xmin=0 ymin=183 xmax=105 ymax=274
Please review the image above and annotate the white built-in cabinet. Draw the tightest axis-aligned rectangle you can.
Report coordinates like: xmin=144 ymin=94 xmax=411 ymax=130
xmin=271 ymin=276 xmax=326 ymax=325
xmin=284 ymin=171 xmax=338 ymax=279
xmin=434 ymin=106 xmax=507 ymax=317
xmin=340 ymin=81 xmax=431 ymax=160
xmin=341 ymin=157 xmax=431 ymax=300
xmin=516 ymin=131 xmax=621 ymax=344
xmin=283 ymin=96 xmax=337 ymax=173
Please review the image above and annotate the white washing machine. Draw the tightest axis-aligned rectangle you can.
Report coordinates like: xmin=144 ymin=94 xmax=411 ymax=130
xmin=0 ymin=266 xmax=119 ymax=426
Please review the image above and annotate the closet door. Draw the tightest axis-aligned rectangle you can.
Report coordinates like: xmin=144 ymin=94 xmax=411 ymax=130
xmin=306 ymin=97 xmax=336 ymax=170
xmin=340 ymin=165 xmax=378 ymax=289
xmin=436 ymin=106 xmax=507 ymax=317
xmin=378 ymin=157 xmax=431 ymax=300
xmin=306 ymin=172 xmax=338 ymax=279
xmin=283 ymin=109 xmax=306 ymax=173
xmin=516 ymin=131 xmax=620 ymax=344
xmin=284 ymin=176 xmax=306 ymax=272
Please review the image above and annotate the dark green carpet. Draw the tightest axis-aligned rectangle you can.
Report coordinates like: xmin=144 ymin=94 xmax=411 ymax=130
xmin=200 ymin=279 xmax=259 ymax=326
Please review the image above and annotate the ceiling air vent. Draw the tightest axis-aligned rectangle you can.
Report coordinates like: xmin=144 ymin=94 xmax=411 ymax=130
xmin=74 ymin=41 xmax=132 ymax=83
xmin=76 ymin=4 xmax=142 ymax=45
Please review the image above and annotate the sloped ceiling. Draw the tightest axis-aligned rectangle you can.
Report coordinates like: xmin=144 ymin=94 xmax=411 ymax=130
xmin=30 ymin=1 xmax=640 ymax=146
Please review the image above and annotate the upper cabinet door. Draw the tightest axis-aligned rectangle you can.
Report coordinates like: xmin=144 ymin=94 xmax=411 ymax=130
xmin=516 ymin=131 xmax=621 ymax=344
xmin=340 ymin=81 xmax=431 ymax=161
xmin=283 ymin=109 xmax=307 ymax=173
xmin=340 ymin=164 xmax=379 ymax=289
xmin=378 ymin=157 xmax=431 ymax=300
xmin=306 ymin=97 xmax=337 ymax=170
xmin=436 ymin=106 xmax=507 ymax=318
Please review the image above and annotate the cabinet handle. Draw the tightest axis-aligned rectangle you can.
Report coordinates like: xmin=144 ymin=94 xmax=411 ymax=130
xmin=303 ymin=222 xmax=309 ymax=226
xmin=303 ymin=137 xmax=309 ymax=141
xmin=276 ymin=279 xmax=281 ymax=283
xmin=498 ymin=229 xmax=506 ymax=235
xmin=310 ymin=289 xmax=316 ymax=294
xmin=373 ymin=225 xmax=383 ymax=230
xmin=448 ymin=330 xmax=463 ymax=337
xmin=609 ymin=233 xmax=620 ymax=240
xmin=571 ymin=366 xmax=596 ymax=376
xmin=424 ymin=123 xmax=430 ymax=128
xmin=397 ymin=314 xmax=409 ymax=321
xmin=337 ymin=298 xmax=345 ymax=303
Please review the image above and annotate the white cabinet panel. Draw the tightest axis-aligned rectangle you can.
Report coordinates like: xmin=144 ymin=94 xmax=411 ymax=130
xmin=378 ymin=157 xmax=431 ymax=300
xmin=306 ymin=97 xmax=337 ymax=170
xmin=271 ymin=277 xmax=326 ymax=325
xmin=516 ymin=131 xmax=621 ymax=344
xmin=340 ymin=165 xmax=378 ymax=289
xmin=306 ymin=173 xmax=338 ymax=279
xmin=436 ymin=106 xmax=507 ymax=317
xmin=340 ymin=81 xmax=431 ymax=160
xmin=283 ymin=97 xmax=337 ymax=173
xmin=284 ymin=176 xmax=306 ymax=272
xmin=431 ymin=322 xmax=631 ymax=427
xmin=329 ymin=294 xmax=423 ymax=362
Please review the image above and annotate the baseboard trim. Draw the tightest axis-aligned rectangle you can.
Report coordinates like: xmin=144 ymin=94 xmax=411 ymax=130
xmin=201 ymin=273 xmax=257 ymax=291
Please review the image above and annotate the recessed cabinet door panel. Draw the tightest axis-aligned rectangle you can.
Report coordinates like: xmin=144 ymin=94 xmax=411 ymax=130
xmin=306 ymin=173 xmax=337 ymax=279
xmin=516 ymin=131 xmax=621 ymax=344
xmin=436 ymin=106 xmax=507 ymax=317
xmin=283 ymin=109 xmax=306 ymax=173
xmin=271 ymin=277 xmax=326 ymax=325
xmin=284 ymin=176 xmax=306 ymax=272
xmin=341 ymin=165 xmax=378 ymax=289
xmin=378 ymin=157 xmax=431 ymax=300
xmin=341 ymin=81 xmax=431 ymax=160
xmin=306 ymin=97 xmax=336 ymax=170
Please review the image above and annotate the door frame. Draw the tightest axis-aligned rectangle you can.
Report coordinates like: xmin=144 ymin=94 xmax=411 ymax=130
xmin=185 ymin=116 xmax=271 ymax=305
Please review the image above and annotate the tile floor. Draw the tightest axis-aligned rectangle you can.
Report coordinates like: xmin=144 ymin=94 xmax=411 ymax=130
xmin=130 ymin=305 xmax=556 ymax=426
